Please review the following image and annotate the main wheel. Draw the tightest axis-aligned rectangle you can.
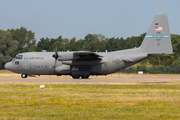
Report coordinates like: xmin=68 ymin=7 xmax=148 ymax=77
xmin=21 ymin=73 xmax=27 ymax=78
xmin=72 ymin=76 xmax=80 ymax=79
xmin=81 ymin=76 xmax=89 ymax=79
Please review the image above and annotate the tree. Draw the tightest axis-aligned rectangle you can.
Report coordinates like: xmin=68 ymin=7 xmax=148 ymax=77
xmin=8 ymin=27 xmax=36 ymax=53
xmin=51 ymin=36 xmax=64 ymax=51
xmin=0 ymin=30 xmax=18 ymax=69
xmin=36 ymin=37 xmax=50 ymax=51
xmin=83 ymin=34 xmax=107 ymax=52
xmin=148 ymin=34 xmax=180 ymax=66
xmin=62 ymin=38 xmax=69 ymax=51
xmin=66 ymin=37 xmax=77 ymax=51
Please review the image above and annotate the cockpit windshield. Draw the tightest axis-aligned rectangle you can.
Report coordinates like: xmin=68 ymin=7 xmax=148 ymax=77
xmin=15 ymin=55 xmax=23 ymax=59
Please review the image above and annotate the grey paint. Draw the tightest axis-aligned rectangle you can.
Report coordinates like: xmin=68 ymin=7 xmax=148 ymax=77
xmin=4 ymin=13 xmax=173 ymax=79
xmin=140 ymin=13 xmax=172 ymax=54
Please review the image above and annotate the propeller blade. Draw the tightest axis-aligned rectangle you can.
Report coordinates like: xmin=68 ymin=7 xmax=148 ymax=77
xmin=54 ymin=58 xmax=57 ymax=69
xmin=52 ymin=46 xmax=58 ymax=68
xmin=52 ymin=46 xmax=58 ymax=59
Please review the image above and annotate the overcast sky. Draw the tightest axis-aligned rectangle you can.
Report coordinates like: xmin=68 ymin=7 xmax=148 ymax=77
xmin=0 ymin=0 xmax=179 ymax=41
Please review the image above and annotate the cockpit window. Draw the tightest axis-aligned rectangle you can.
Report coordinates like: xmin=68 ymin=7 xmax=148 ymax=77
xmin=15 ymin=55 xmax=23 ymax=59
xmin=15 ymin=61 xmax=19 ymax=65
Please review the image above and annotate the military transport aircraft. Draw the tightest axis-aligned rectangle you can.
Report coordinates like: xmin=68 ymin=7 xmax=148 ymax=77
xmin=4 ymin=13 xmax=173 ymax=79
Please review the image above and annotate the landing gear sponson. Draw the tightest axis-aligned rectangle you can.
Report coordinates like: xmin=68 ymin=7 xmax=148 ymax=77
xmin=72 ymin=76 xmax=89 ymax=79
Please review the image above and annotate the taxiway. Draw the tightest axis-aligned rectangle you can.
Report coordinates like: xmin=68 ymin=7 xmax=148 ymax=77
xmin=0 ymin=74 xmax=179 ymax=83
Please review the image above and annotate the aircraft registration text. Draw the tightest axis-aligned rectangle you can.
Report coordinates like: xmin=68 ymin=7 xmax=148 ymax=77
xmin=24 ymin=57 xmax=44 ymax=60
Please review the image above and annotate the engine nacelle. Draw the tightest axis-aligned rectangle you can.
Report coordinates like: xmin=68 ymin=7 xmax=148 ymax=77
xmin=62 ymin=59 xmax=106 ymax=66
xmin=55 ymin=65 xmax=71 ymax=75
xmin=58 ymin=52 xmax=79 ymax=61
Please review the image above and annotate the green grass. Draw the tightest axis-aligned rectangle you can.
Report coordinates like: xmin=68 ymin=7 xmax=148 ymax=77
xmin=0 ymin=82 xmax=180 ymax=119
xmin=0 ymin=70 xmax=14 ymax=74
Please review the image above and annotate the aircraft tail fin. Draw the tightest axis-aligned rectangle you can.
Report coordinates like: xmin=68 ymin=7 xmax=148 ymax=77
xmin=139 ymin=13 xmax=173 ymax=56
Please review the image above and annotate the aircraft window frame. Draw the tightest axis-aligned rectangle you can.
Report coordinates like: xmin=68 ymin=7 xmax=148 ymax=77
xmin=15 ymin=61 xmax=19 ymax=65
xmin=15 ymin=55 xmax=23 ymax=60
xmin=11 ymin=58 xmax=15 ymax=62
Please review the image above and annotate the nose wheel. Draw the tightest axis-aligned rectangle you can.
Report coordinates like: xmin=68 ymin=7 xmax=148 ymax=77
xmin=21 ymin=73 xmax=27 ymax=78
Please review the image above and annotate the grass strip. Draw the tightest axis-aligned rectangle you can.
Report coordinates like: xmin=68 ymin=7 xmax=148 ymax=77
xmin=0 ymin=82 xmax=180 ymax=119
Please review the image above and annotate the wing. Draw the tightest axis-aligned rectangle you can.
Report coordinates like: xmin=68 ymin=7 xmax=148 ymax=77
xmin=57 ymin=51 xmax=104 ymax=66
xmin=57 ymin=51 xmax=103 ymax=61
xmin=74 ymin=52 xmax=102 ymax=60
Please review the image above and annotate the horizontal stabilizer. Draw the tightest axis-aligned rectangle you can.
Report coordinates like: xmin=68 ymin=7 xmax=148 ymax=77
xmin=148 ymin=53 xmax=171 ymax=57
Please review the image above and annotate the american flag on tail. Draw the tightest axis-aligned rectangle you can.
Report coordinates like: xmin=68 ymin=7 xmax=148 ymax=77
xmin=155 ymin=27 xmax=163 ymax=31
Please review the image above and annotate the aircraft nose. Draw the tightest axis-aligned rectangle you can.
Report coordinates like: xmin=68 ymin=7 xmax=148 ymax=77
xmin=4 ymin=62 xmax=12 ymax=70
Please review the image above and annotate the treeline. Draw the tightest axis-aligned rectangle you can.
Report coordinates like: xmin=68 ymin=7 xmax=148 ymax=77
xmin=0 ymin=27 xmax=180 ymax=73
xmin=121 ymin=63 xmax=180 ymax=74
xmin=36 ymin=33 xmax=144 ymax=52
xmin=0 ymin=27 xmax=36 ymax=69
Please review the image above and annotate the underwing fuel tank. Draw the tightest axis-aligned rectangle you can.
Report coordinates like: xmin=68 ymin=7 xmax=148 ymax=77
xmin=62 ymin=59 xmax=106 ymax=66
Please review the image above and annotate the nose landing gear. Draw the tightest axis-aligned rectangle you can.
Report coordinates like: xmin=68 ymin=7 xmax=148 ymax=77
xmin=21 ymin=73 xmax=27 ymax=78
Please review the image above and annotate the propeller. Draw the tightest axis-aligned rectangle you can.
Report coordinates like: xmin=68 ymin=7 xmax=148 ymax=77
xmin=52 ymin=47 xmax=58 ymax=59
xmin=52 ymin=47 xmax=58 ymax=68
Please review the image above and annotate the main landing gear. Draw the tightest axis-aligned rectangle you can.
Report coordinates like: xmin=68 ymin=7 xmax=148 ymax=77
xmin=21 ymin=73 xmax=27 ymax=78
xmin=72 ymin=76 xmax=89 ymax=79
xmin=72 ymin=76 xmax=80 ymax=79
xmin=81 ymin=76 xmax=89 ymax=79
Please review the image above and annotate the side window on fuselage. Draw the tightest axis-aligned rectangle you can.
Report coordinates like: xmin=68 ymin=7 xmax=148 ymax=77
xmin=15 ymin=61 xmax=19 ymax=65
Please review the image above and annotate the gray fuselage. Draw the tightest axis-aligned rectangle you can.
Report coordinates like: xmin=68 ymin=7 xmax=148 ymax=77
xmin=4 ymin=13 xmax=173 ymax=79
xmin=5 ymin=47 xmax=148 ymax=76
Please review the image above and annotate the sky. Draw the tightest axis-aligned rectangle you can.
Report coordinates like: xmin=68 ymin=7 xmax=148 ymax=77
xmin=0 ymin=0 xmax=180 ymax=42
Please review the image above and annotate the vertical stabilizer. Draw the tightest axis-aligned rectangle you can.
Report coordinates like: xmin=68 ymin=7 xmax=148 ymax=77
xmin=140 ymin=13 xmax=173 ymax=55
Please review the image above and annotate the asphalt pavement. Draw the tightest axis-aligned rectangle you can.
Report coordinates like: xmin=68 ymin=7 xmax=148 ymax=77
xmin=0 ymin=74 xmax=179 ymax=83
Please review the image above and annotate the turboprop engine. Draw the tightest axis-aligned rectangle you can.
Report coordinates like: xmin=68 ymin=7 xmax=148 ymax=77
xmin=62 ymin=59 xmax=105 ymax=66
xmin=55 ymin=65 xmax=71 ymax=75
